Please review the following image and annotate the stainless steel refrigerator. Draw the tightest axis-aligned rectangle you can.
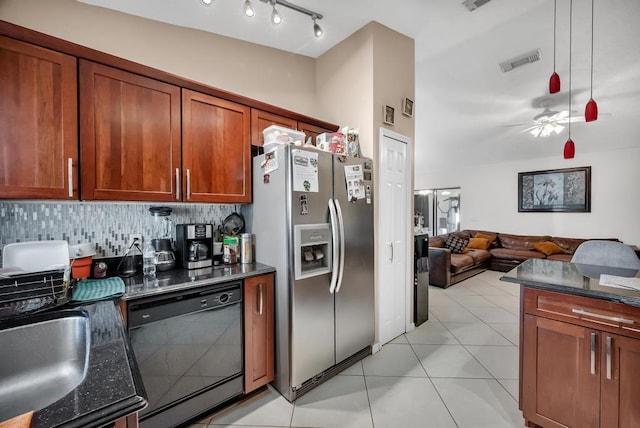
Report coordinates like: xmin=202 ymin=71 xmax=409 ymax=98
xmin=244 ymin=144 xmax=374 ymax=401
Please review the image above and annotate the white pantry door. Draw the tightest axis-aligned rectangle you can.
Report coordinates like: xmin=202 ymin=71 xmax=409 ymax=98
xmin=378 ymin=128 xmax=411 ymax=346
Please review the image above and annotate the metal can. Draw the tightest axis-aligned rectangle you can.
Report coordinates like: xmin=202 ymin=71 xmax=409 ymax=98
xmin=240 ymin=233 xmax=253 ymax=264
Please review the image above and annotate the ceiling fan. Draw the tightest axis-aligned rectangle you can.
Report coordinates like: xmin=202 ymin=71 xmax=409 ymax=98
xmin=505 ymin=98 xmax=581 ymax=138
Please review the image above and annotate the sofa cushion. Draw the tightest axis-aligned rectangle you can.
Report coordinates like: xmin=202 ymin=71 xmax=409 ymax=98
xmin=429 ymin=236 xmax=445 ymax=248
xmin=445 ymin=235 xmax=468 ymax=254
xmin=466 ymin=237 xmax=490 ymax=250
xmin=450 ymin=253 xmax=476 ymax=273
xmin=546 ymin=253 xmax=573 ymax=262
xmin=498 ymin=233 xmax=551 ymax=250
xmin=467 ymin=249 xmax=491 ymax=264
xmin=490 ymin=247 xmax=546 ymax=261
xmin=532 ymin=241 xmax=566 ymax=256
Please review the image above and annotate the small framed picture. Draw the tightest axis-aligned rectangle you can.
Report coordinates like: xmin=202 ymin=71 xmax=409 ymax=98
xmin=383 ymin=104 xmax=395 ymax=126
xmin=402 ymin=97 xmax=414 ymax=117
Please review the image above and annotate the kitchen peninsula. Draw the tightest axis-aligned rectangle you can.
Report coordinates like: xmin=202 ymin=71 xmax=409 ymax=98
xmin=501 ymin=258 xmax=640 ymax=428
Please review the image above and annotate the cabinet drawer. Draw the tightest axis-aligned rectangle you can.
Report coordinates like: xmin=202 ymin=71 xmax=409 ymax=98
xmin=524 ymin=288 xmax=640 ymax=339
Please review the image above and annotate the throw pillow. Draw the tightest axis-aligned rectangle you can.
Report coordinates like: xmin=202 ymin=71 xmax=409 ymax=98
xmin=474 ymin=232 xmax=497 ymax=246
xmin=533 ymin=241 xmax=565 ymax=256
xmin=445 ymin=235 xmax=469 ymax=254
xmin=466 ymin=237 xmax=490 ymax=250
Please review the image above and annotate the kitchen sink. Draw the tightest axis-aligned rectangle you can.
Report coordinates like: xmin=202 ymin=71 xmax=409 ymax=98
xmin=0 ymin=310 xmax=91 ymax=421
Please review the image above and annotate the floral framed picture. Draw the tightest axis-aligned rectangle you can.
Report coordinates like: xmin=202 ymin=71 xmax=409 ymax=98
xmin=518 ymin=166 xmax=591 ymax=212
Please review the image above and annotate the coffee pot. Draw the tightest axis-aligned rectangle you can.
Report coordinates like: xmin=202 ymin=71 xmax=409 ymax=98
xmin=149 ymin=207 xmax=176 ymax=271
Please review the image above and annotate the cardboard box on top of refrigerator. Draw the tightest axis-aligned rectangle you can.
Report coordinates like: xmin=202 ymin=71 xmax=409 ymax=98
xmin=263 ymin=125 xmax=306 ymax=153
xmin=316 ymin=132 xmax=346 ymax=154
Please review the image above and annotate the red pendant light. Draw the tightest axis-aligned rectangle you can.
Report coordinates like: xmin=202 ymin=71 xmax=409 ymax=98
xmin=564 ymin=0 xmax=575 ymax=159
xmin=549 ymin=0 xmax=560 ymax=94
xmin=585 ymin=0 xmax=598 ymax=122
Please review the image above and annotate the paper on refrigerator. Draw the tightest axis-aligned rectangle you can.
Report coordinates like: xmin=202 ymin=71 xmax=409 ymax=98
xmin=344 ymin=164 xmax=365 ymax=201
xmin=292 ymin=149 xmax=319 ymax=192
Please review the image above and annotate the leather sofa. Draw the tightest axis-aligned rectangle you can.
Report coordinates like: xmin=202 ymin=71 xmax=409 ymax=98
xmin=428 ymin=229 xmax=621 ymax=288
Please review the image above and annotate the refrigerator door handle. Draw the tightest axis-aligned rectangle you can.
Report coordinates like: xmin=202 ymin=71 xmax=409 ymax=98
xmin=328 ymin=198 xmax=340 ymax=294
xmin=334 ymin=199 xmax=346 ymax=293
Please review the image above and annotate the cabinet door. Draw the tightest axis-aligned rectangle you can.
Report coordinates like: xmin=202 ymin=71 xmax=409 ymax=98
xmin=243 ymin=273 xmax=275 ymax=393
xmin=0 ymin=36 xmax=77 ymax=199
xmin=600 ymin=333 xmax=640 ymax=428
xmin=182 ymin=89 xmax=251 ymax=203
xmin=522 ymin=314 xmax=600 ymax=428
xmin=297 ymin=121 xmax=333 ymax=146
xmin=79 ymin=60 xmax=181 ymax=202
xmin=250 ymin=109 xmax=297 ymax=147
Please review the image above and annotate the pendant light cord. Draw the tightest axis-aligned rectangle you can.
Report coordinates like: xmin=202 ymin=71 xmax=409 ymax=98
xmin=568 ymin=0 xmax=572 ymax=140
xmin=589 ymin=0 xmax=594 ymax=98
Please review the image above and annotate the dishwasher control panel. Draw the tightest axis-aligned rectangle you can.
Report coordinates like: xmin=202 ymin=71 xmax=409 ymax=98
xmin=127 ymin=281 xmax=242 ymax=328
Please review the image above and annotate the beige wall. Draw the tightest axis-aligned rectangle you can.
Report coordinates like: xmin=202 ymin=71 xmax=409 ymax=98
xmin=0 ymin=0 xmax=320 ymax=118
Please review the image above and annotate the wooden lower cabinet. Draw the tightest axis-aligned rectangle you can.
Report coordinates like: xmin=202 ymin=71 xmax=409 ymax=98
xmin=521 ymin=288 xmax=640 ymax=428
xmin=243 ymin=273 xmax=275 ymax=393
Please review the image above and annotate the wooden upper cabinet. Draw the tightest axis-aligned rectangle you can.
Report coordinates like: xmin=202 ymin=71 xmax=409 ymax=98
xmin=0 ymin=36 xmax=78 ymax=199
xmin=297 ymin=121 xmax=334 ymax=146
xmin=250 ymin=109 xmax=297 ymax=147
xmin=182 ymin=89 xmax=251 ymax=203
xmin=79 ymin=60 xmax=181 ymax=202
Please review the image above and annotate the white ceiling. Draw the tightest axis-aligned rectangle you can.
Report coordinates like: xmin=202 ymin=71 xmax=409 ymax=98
xmin=79 ymin=0 xmax=640 ymax=169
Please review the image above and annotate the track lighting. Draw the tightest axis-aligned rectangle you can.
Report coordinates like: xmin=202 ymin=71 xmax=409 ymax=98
xmin=313 ymin=16 xmax=323 ymax=38
xmin=201 ymin=0 xmax=213 ymax=5
xmin=244 ymin=0 xmax=255 ymax=17
xmin=271 ymin=1 xmax=282 ymax=25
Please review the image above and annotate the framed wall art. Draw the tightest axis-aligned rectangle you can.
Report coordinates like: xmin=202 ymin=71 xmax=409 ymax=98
xmin=402 ymin=97 xmax=414 ymax=117
xmin=518 ymin=166 xmax=591 ymax=212
xmin=383 ymin=104 xmax=395 ymax=126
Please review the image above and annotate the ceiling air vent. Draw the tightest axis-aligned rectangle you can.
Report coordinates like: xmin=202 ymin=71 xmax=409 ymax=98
xmin=499 ymin=49 xmax=542 ymax=72
xmin=462 ymin=0 xmax=492 ymax=12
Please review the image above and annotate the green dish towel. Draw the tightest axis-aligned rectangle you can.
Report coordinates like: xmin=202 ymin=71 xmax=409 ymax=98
xmin=72 ymin=277 xmax=125 ymax=302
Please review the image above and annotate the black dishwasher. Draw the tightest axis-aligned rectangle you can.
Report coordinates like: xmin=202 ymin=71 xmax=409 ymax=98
xmin=127 ymin=281 xmax=243 ymax=428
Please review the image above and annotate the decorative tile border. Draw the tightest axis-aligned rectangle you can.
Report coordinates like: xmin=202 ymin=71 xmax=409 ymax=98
xmin=0 ymin=201 xmax=236 ymax=262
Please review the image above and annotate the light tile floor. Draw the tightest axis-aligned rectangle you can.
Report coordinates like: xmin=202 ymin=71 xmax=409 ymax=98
xmin=188 ymin=270 xmax=525 ymax=428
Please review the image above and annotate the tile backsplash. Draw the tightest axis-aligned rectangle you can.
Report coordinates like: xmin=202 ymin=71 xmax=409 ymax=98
xmin=0 ymin=201 xmax=237 ymax=263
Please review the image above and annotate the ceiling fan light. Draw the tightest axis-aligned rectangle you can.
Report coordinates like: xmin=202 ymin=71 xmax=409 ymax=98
xmin=585 ymin=98 xmax=598 ymax=122
xmin=549 ymin=72 xmax=560 ymax=94
xmin=563 ymin=139 xmax=575 ymax=159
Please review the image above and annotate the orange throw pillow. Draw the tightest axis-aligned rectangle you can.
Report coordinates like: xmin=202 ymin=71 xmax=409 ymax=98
xmin=533 ymin=241 xmax=565 ymax=255
xmin=466 ymin=237 xmax=490 ymax=250
xmin=474 ymin=232 xmax=496 ymax=246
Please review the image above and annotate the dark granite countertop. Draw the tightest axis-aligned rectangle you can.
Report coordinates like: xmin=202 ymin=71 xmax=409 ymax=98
xmin=23 ymin=300 xmax=146 ymax=428
xmin=120 ymin=262 xmax=275 ymax=301
xmin=500 ymin=258 xmax=640 ymax=307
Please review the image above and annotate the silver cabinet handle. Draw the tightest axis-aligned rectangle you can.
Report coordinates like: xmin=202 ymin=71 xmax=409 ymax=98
xmin=186 ymin=169 xmax=191 ymax=200
xmin=142 ymin=314 xmax=150 ymax=319
xmin=67 ymin=158 xmax=73 ymax=198
xmin=175 ymin=168 xmax=180 ymax=200
xmin=389 ymin=242 xmax=394 ymax=263
xmin=590 ymin=332 xmax=596 ymax=375
xmin=572 ymin=308 xmax=634 ymax=325
xmin=258 ymin=283 xmax=263 ymax=315
xmin=606 ymin=336 xmax=612 ymax=380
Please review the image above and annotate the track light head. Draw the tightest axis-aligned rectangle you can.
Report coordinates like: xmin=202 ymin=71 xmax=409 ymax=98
xmin=313 ymin=16 xmax=323 ymax=38
xmin=271 ymin=1 xmax=282 ymax=24
xmin=244 ymin=0 xmax=255 ymax=17
xmin=201 ymin=0 xmax=213 ymax=5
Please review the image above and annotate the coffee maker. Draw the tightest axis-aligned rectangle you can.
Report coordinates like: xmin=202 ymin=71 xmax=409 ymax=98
xmin=175 ymin=224 xmax=214 ymax=269
xmin=149 ymin=206 xmax=176 ymax=271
